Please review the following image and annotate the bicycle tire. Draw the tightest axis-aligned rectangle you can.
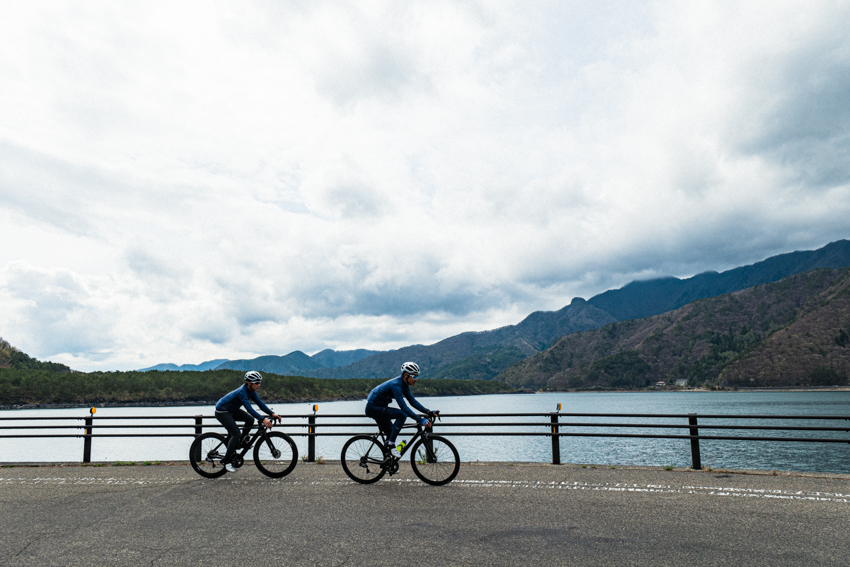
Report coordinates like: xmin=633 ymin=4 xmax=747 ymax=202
xmin=189 ymin=432 xmax=229 ymax=478
xmin=341 ymin=435 xmax=387 ymax=484
xmin=410 ymin=435 xmax=460 ymax=486
xmin=254 ymin=431 xmax=298 ymax=478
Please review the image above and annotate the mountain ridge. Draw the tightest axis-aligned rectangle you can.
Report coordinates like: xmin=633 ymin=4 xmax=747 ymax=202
xmin=135 ymin=239 xmax=850 ymax=379
xmin=495 ymin=267 xmax=850 ymax=390
xmin=304 ymin=298 xmax=617 ymax=378
xmin=139 ymin=359 xmax=228 ymax=372
xmin=296 ymin=239 xmax=850 ymax=379
xmin=141 ymin=349 xmax=382 ymax=375
xmin=587 ymin=239 xmax=850 ymax=321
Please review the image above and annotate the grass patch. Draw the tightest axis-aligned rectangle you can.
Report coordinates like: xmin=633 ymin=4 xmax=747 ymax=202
xmin=113 ymin=461 xmax=137 ymax=466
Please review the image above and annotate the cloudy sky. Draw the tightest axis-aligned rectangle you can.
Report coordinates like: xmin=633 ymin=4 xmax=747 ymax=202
xmin=1 ymin=1 xmax=849 ymax=371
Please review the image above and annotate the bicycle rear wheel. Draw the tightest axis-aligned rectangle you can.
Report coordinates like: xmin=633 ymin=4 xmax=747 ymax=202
xmin=341 ymin=435 xmax=387 ymax=484
xmin=254 ymin=431 xmax=298 ymax=478
xmin=410 ymin=435 xmax=460 ymax=486
xmin=189 ymin=432 xmax=228 ymax=478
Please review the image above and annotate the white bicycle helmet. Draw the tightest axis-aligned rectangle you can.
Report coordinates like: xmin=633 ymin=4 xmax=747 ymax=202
xmin=400 ymin=362 xmax=420 ymax=376
xmin=244 ymin=370 xmax=263 ymax=384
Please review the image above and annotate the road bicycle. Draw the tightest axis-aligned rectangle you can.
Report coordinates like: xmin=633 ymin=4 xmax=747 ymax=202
xmin=341 ymin=413 xmax=460 ymax=486
xmin=189 ymin=418 xmax=297 ymax=479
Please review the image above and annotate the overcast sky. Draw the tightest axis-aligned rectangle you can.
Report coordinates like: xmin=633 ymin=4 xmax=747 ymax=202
xmin=2 ymin=1 xmax=849 ymax=371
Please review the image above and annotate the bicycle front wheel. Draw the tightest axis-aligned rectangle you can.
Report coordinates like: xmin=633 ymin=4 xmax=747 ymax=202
xmin=410 ymin=435 xmax=460 ymax=486
xmin=341 ymin=435 xmax=387 ymax=484
xmin=254 ymin=431 xmax=298 ymax=478
xmin=189 ymin=432 xmax=228 ymax=478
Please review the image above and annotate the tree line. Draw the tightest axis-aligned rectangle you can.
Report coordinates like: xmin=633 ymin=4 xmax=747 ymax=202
xmin=0 ymin=368 xmax=518 ymax=407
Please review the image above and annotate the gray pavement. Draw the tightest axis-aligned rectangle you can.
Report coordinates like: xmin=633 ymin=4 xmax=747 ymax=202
xmin=1 ymin=461 xmax=849 ymax=566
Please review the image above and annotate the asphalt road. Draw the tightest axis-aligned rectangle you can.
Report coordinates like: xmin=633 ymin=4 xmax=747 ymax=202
xmin=1 ymin=461 xmax=849 ymax=566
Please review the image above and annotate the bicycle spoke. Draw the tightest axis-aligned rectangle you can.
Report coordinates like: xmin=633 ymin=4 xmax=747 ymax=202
xmin=254 ymin=432 xmax=297 ymax=478
xmin=190 ymin=433 xmax=229 ymax=479
xmin=410 ymin=436 xmax=460 ymax=486
xmin=341 ymin=435 xmax=387 ymax=484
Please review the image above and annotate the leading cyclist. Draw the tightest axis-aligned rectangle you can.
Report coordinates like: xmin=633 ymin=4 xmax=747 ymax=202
xmin=365 ymin=362 xmax=439 ymax=458
xmin=215 ymin=371 xmax=280 ymax=473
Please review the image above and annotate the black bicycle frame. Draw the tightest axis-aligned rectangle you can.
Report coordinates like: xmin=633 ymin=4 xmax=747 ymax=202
xmin=229 ymin=422 xmax=274 ymax=459
xmin=373 ymin=417 xmax=438 ymax=463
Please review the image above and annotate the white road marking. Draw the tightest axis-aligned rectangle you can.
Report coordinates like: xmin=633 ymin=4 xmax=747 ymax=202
xmin=2 ymin=476 xmax=848 ymax=503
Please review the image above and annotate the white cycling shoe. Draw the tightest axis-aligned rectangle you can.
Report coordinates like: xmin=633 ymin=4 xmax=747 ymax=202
xmin=390 ymin=448 xmax=401 ymax=459
xmin=225 ymin=462 xmax=237 ymax=473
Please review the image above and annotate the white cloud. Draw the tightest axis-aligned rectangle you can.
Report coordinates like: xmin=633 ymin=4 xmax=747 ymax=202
xmin=1 ymin=0 xmax=849 ymax=370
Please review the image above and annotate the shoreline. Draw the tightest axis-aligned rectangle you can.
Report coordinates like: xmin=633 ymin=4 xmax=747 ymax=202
xmin=0 ymin=397 xmax=363 ymax=411
xmin=2 ymin=386 xmax=848 ymax=411
xmin=0 ymin=389 xmax=531 ymax=411
xmin=551 ymin=386 xmax=850 ymax=393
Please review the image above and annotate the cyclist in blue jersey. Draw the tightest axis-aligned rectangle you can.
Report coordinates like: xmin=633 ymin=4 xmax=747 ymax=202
xmin=215 ymin=371 xmax=281 ymax=473
xmin=365 ymin=362 xmax=439 ymax=458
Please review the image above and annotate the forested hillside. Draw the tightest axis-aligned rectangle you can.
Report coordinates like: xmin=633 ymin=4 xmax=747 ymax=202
xmin=719 ymin=281 xmax=850 ymax=386
xmin=496 ymin=268 xmax=850 ymax=390
xmin=0 ymin=338 xmax=71 ymax=373
xmin=0 ymin=368 xmax=517 ymax=408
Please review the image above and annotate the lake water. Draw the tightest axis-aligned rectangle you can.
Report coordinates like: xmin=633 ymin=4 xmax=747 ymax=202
xmin=2 ymin=391 xmax=850 ymax=473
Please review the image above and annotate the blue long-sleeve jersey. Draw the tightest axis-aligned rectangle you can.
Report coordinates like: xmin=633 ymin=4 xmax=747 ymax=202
xmin=215 ymin=384 xmax=274 ymax=421
xmin=366 ymin=375 xmax=429 ymax=421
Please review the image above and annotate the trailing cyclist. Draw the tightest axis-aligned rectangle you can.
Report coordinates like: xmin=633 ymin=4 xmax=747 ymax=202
xmin=365 ymin=362 xmax=438 ymax=458
xmin=215 ymin=371 xmax=280 ymax=473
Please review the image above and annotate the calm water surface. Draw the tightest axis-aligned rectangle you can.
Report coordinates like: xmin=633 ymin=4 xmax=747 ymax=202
xmin=2 ymin=391 xmax=850 ymax=473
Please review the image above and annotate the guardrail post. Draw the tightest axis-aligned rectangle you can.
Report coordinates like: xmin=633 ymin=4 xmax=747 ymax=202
xmin=688 ymin=413 xmax=701 ymax=470
xmin=425 ymin=434 xmax=435 ymax=463
xmin=551 ymin=410 xmax=561 ymax=465
xmin=82 ymin=408 xmax=95 ymax=463
xmin=191 ymin=415 xmax=203 ymax=463
xmin=307 ymin=404 xmax=317 ymax=462
xmin=421 ymin=418 xmax=436 ymax=463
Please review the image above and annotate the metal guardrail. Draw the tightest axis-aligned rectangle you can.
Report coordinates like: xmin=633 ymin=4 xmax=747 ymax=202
xmin=1 ymin=409 xmax=849 ymax=468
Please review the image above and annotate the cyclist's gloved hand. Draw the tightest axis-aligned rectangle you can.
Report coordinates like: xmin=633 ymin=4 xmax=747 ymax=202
xmin=420 ymin=417 xmax=430 ymax=426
